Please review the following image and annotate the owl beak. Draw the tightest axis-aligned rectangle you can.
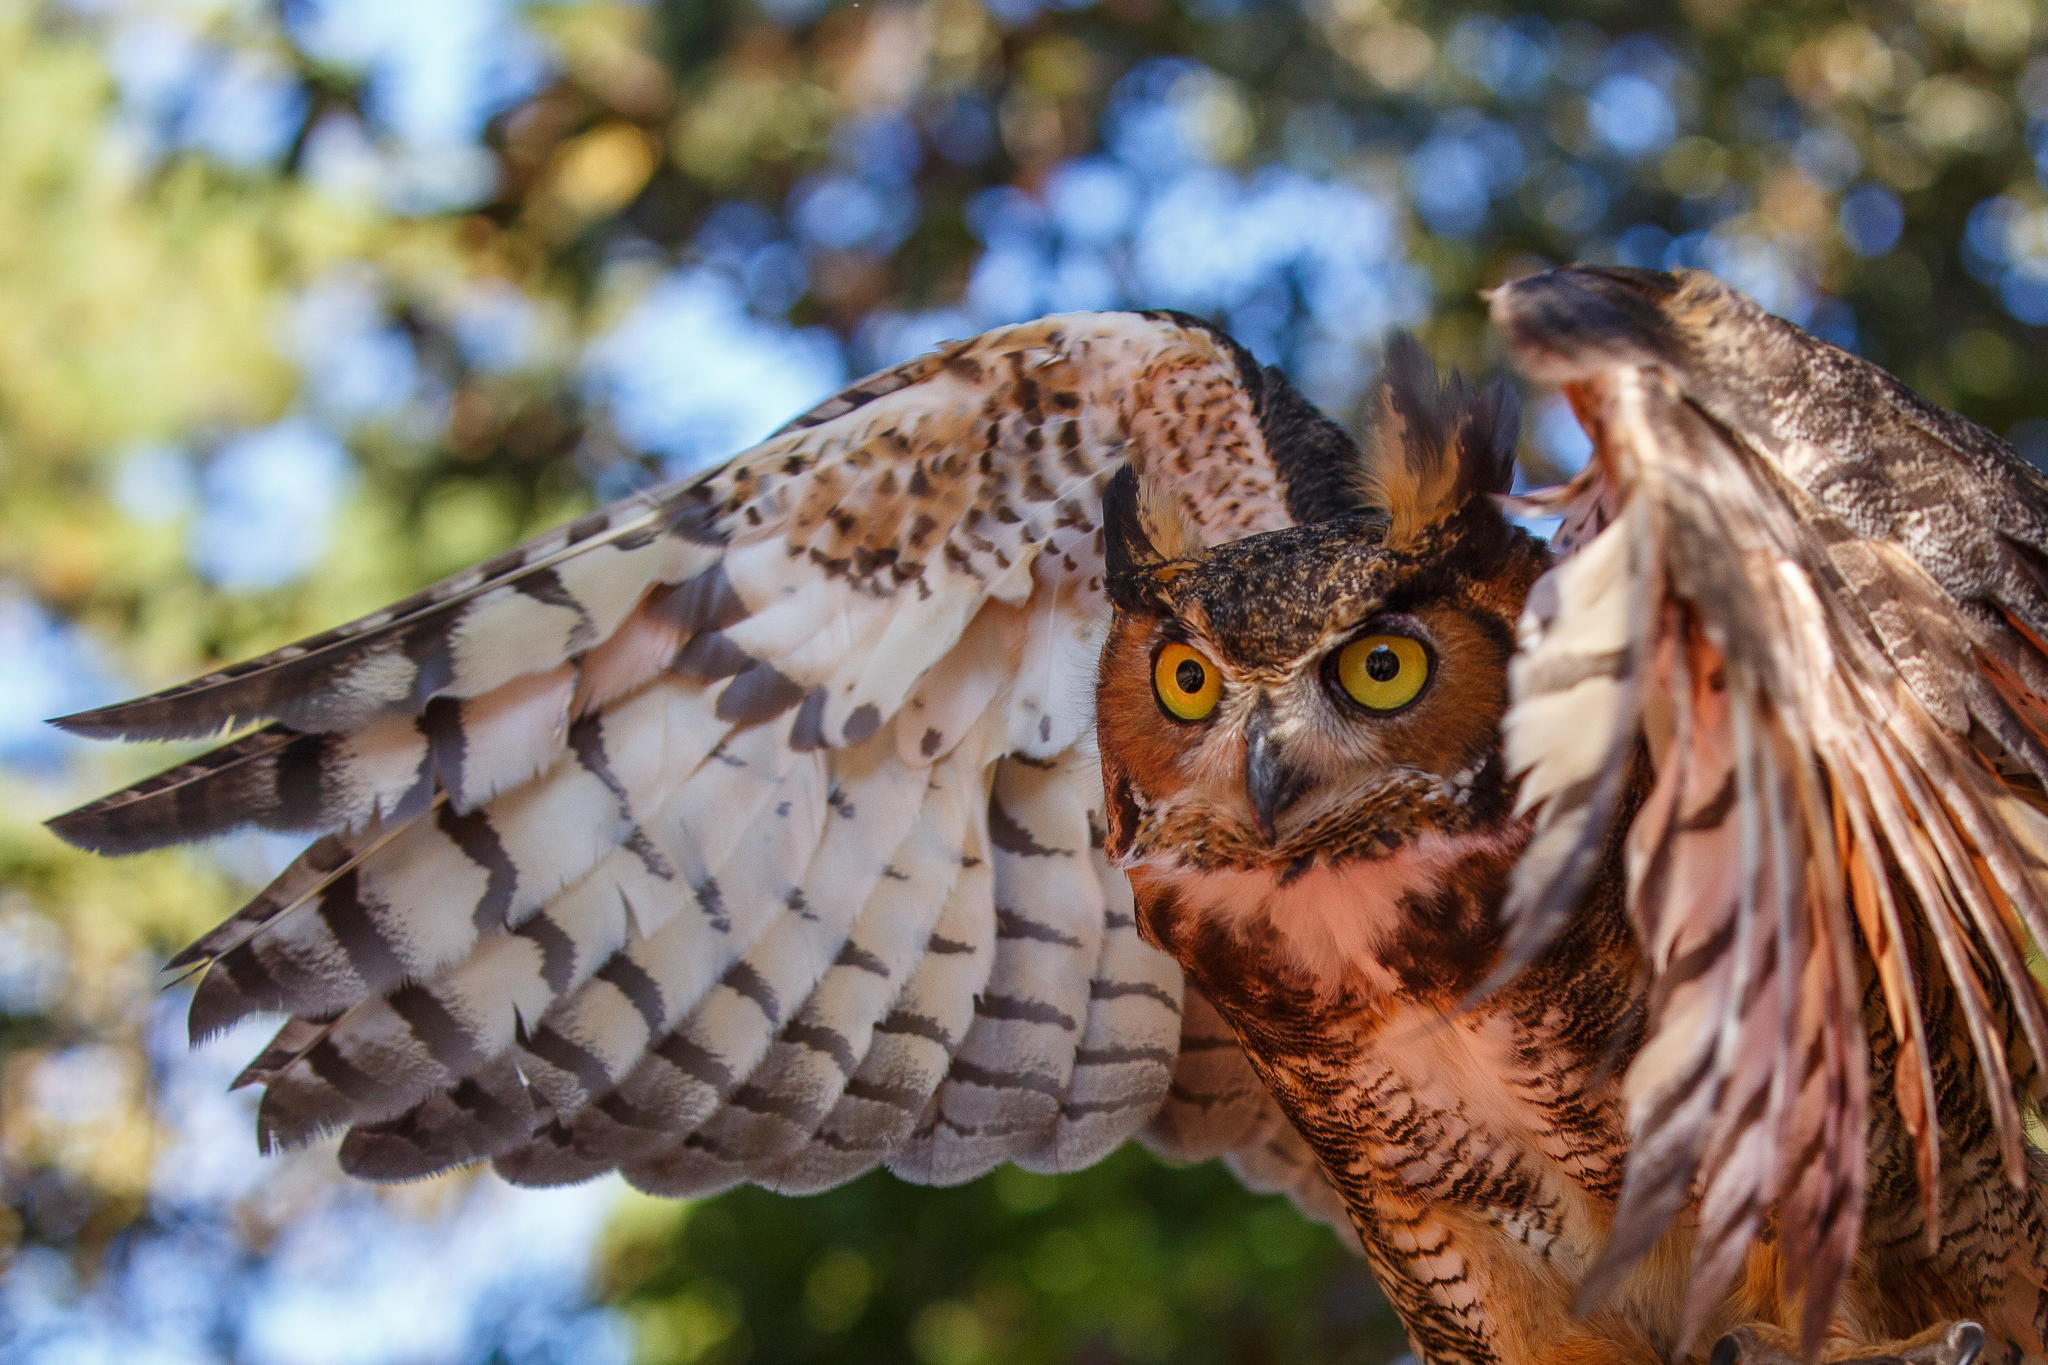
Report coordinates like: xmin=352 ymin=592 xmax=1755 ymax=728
xmin=1243 ymin=706 xmax=1307 ymax=844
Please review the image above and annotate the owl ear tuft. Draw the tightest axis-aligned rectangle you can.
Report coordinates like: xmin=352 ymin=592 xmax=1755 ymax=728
xmin=1355 ymin=333 xmax=1521 ymax=551
xmin=1103 ymin=464 xmax=1200 ymax=613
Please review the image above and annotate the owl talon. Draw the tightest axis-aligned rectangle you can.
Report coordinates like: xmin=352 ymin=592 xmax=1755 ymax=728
xmin=1710 ymin=1321 xmax=1986 ymax=1365
xmin=1902 ymin=1322 xmax=1983 ymax=1365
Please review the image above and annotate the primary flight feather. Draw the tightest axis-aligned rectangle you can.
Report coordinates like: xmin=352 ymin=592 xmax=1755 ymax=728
xmin=50 ymin=271 xmax=2048 ymax=1365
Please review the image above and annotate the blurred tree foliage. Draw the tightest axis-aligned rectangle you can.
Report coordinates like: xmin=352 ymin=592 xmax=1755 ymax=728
xmin=4 ymin=0 xmax=2048 ymax=1361
xmin=600 ymin=1153 xmax=1391 ymax=1365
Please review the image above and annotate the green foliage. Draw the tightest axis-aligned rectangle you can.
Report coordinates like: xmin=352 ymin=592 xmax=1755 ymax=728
xmin=600 ymin=1150 xmax=1394 ymax=1365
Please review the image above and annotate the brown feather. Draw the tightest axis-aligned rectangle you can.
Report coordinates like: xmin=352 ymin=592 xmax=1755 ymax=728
xmin=1496 ymin=264 xmax=2048 ymax=1348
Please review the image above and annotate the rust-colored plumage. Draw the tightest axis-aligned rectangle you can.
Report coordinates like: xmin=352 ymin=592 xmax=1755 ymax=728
xmin=49 ymin=273 xmax=2048 ymax=1364
xmin=1493 ymin=267 xmax=2048 ymax=1359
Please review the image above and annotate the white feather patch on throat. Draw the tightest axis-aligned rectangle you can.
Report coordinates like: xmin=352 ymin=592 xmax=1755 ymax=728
xmin=1145 ymin=827 xmax=1522 ymax=995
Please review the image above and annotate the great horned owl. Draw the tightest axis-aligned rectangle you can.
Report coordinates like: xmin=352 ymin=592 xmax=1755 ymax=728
xmin=50 ymin=267 xmax=2048 ymax=1365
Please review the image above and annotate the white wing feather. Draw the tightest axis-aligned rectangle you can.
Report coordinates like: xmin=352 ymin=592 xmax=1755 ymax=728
xmin=53 ymin=311 xmax=1342 ymax=1234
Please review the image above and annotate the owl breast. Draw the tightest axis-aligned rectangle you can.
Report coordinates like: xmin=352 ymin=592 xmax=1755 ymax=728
xmin=1128 ymin=823 xmax=1528 ymax=1005
xmin=1127 ymin=824 xmax=1653 ymax=1365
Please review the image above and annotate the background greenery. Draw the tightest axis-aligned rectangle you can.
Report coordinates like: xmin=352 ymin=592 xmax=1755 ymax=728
xmin=3 ymin=0 xmax=2047 ymax=1360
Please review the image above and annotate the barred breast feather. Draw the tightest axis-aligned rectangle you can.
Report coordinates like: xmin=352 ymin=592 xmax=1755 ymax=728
xmin=49 ymin=311 xmax=1344 ymax=1224
xmin=1491 ymin=266 xmax=2048 ymax=1350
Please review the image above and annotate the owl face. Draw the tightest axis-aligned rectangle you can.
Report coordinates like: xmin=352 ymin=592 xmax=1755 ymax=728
xmin=1097 ymin=496 xmax=1549 ymax=875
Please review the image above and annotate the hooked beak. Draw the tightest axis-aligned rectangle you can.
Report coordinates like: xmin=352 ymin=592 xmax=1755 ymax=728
xmin=1243 ymin=704 xmax=1308 ymax=845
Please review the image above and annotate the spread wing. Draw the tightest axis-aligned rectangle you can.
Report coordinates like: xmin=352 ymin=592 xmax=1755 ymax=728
xmin=50 ymin=310 xmax=1347 ymax=1224
xmin=1491 ymin=266 xmax=2048 ymax=1346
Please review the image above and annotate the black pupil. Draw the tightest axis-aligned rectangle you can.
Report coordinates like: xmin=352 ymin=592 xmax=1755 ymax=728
xmin=1364 ymin=646 xmax=1400 ymax=683
xmin=1175 ymin=659 xmax=1206 ymax=693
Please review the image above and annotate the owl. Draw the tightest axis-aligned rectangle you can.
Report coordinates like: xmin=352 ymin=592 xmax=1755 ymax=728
xmin=49 ymin=267 xmax=2048 ymax=1365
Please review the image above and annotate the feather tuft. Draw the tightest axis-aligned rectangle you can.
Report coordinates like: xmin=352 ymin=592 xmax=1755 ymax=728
xmin=1354 ymin=332 xmax=1520 ymax=551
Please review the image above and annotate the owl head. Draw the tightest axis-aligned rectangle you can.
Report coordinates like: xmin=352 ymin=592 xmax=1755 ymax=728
xmin=1096 ymin=338 xmax=1550 ymax=879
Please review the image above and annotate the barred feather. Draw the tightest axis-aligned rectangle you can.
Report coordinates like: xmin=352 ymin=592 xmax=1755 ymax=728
xmin=891 ymin=756 xmax=1109 ymax=1183
xmin=52 ymin=311 xmax=1349 ymax=1229
xmin=1495 ymin=266 xmax=2048 ymax=1348
xmin=52 ymin=504 xmax=711 ymax=745
xmin=1027 ymin=846 xmax=1185 ymax=1174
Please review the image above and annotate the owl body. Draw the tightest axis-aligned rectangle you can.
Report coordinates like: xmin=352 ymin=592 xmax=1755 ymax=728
xmin=1165 ymin=867 xmax=1648 ymax=1365
xmin=1091 ymin=350 xmax=2048 ymax=1364
xmin=1130 ymin=799 xmax=2048 ymax=1365
xmin=1093 ymin=450 xmax=1655 ymax=1363
xmin=51 ymin=275 xmax=2048 ymax=1365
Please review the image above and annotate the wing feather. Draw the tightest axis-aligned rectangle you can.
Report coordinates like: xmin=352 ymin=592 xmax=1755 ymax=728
xmin=53 ymin=311 xmax=1348 ymax=1225
xmin=52 ymin=505 xmax=711 ymax=743
xmin=1027 ymin=844 xmax=1181 ymax=1174
xmin=1494 ymin=266 xmax=2048 ymax=1346
xmin=892 ymin=755 xmax=1110 ymax=1184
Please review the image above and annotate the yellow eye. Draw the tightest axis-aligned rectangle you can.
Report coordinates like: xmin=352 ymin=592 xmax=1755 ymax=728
xmin=1335 ymin=634 xmax=1430 ymax=712
xmin=1153 ymin=643 xmax=1222 ymax=722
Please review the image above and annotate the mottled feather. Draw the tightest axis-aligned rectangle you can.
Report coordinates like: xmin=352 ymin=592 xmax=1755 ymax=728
xmin=51 ymin=311 xmax=1354 ymax=1233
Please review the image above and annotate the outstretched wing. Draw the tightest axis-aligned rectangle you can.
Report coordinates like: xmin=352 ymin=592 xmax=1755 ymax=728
xmin=1491 ymin=266 xmax=2048 ymax=1346
xmin=50 ymin=310 xmax=1348 ymax=1221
